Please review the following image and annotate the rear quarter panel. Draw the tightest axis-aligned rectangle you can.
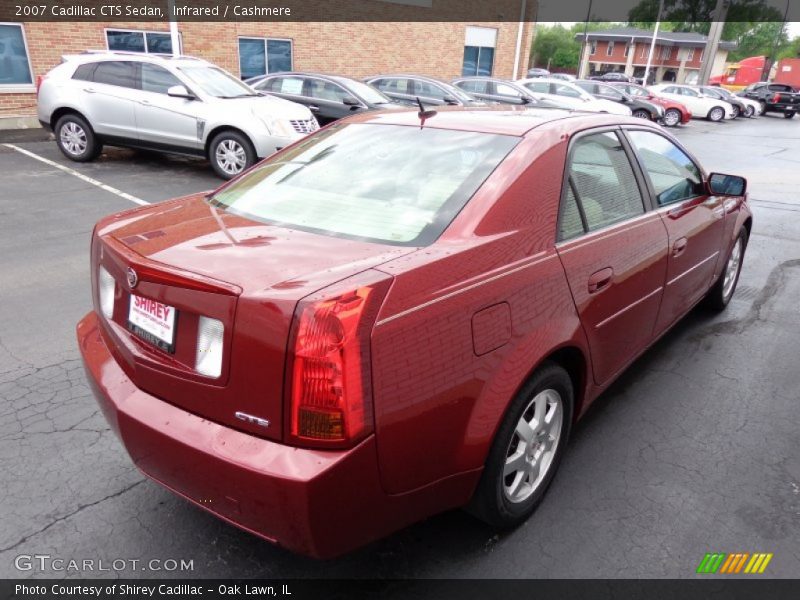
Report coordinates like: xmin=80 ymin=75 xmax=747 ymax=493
xmin=371 ymin=131 xmax=591 ymax=495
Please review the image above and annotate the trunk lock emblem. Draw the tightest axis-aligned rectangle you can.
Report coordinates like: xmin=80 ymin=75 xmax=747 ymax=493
xmin=127 ymin=267 xmax=138 ymax=289
xmin=235 ymin=412 xmax=270 ymax=428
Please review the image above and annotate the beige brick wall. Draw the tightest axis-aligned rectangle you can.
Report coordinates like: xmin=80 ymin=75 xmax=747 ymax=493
xmin=2 ymin=19 xmax=534 ymax=118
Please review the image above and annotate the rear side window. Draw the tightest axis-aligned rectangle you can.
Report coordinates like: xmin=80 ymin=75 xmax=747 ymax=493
xmin=141 ymin=64 xmax=181 ymax=94
xmin=210 ymin=123 xmax=519 ymax=246
xmin=72 ymin=63 xmax=96 ymax=81
xmin=560 ymin=131 xmax=645 ymax=238
xmin=373 ymin=78 xmax=410 ymax=94
xmin=627 ymin=130 xmax=703 ymax=206
xmin=93 ymin=61 xmax=137 ymax=89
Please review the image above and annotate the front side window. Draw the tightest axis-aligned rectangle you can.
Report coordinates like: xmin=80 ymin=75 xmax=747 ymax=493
xmin=374 ymin=78 xmax=411 ymax=94
xmin=179 ymin=66 xmax=256 ymax=98
xmin=106 ymin=29 xmax=178 ymax=54
xmin=564 ymin=131 xmax=645 ymax=234
xmin=0 ymin=23 xmax=33 ymax=86
xmin=413 ymin=80 xmax=447 ymax=100
xmin=598 ymin=84 xmax=624 ymax=100
xmin=495 ymin=82 xmax=522 ymax=97
xmin=626 ymin=130 xmax=703 ymax=206
xmin=92 ymin=61 xmax=137 ymax=89
xmin=210 ymin=124 xmax=519 ymax=246
xmin=523 ymin=81 xmax=549 ymax=94
xmin=554 ymin=83 xmax=586 ymax=99
xmin=456 ymin=80 xmax=484 ymax=93
xmin=307 ymin=79 xmax=350 ymax=102
xmin=141 ymin=63 xmax=181 ymax=94
xmin=238 ymin=37 xmax=292 ymax=80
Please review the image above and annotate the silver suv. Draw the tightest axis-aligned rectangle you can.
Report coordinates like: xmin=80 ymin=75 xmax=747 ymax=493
xmin=37 ymin=52 xmax=319 ymax=179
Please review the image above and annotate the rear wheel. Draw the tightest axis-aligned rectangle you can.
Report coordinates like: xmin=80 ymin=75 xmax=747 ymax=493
xmin=632 ymin=108 xmax=651 ymax=119
xmin=663 ymin=108 xmax=682 ymax=127
xmin=468 ymin=362 xmax=573 ymax=528
xmin=705 ymin=230 xmax=747 ymax=311
xmin=209 ymin=131 xmax=256 ymax=180
xmin=758 ymin=100 xmax=767 ymax=114
xmin=744 ymin=105 xmax=755 ymax=118
xmin=54 ymin=114 xmax=102 ymax=162
xmin=731 ymin=105 xmax=741 ymax=119
xmin=708 ymin=106 xmax=725 ymax=122
xmin=785 ymin=112 xmax=796 ymax=119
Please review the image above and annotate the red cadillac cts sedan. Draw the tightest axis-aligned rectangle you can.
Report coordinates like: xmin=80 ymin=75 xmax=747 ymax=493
xmin=78 ymin=107 xmax=751 ymax=558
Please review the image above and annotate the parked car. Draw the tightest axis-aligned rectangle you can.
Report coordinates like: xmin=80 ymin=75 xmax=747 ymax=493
xmin=575 ymin=80 xmax=664 ymax=121
xmin=549 ymin=73 xmax=576 ymax=82
xmin=452 ymin=76 xmax=574 ymax=109
xmin=592 ymin=72 xmax=634 ymax=83
xmin=364 ymin=74 xmax=488 ymax=107
xmin=77 ymin=106 xmax=751 ymax=558
xmin=609 ymin=82 xmax=691 ymax=127
xmin=739 ymin=82 xmax=800 ymax=118
xmin=37 ymin=52 xmax=318 ymax=179
xmin=526 ymin=67 xmax=551 ymax=78
xmin=697 ymin=85 xmax=750 ymax=118
xmin=649 ymin=84 xmax=737 ymax=122
xmin=246 ymin=72 xmax=405 ymax=125
xmin=517 ymin=78 xmax=632 ymax=115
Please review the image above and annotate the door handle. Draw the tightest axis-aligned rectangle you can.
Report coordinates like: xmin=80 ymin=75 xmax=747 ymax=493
xmin=672 ymin=237 xmax=688 ymax=257
xmin=308 ymin=105 xmax=320 ymax=111
xmin=83 ymin=87 xmax=96 ymax=94
xmin=140 ymin=99 xmax=151 ymax=106
xmin=588 ymin=267 xmax=614 ymax=294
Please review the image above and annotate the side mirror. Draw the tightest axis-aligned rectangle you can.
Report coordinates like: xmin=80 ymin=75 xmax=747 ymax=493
xmin=519 ymin=96 xmax=533 ymax=105
xmin=443 ymin=96 xmax=460 ymax=105
xmin=708 ymin=172 xmax=747 ymax=196
xmin=167 ymin=85 xmax=195 ymax=100
xmin=342 ymin=95 xmax=360 ymax=106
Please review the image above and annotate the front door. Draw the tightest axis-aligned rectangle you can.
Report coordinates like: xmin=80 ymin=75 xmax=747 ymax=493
xmin=624 ymin=129 xmax=726 ymax=334
xmin=556 ymin=129 xmax=669 ymax=385
xmin=135 ymin=63 xmax=201 ymax=150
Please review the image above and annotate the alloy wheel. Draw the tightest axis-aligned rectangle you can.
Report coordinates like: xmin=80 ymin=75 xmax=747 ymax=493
xmin=663 ymin=109 xmax=681 ymax=127
xmin=709 ymin=107 xmax=724 ymax=122
xmin=722 ymin=237 xmax=743 ymax=301
xmin=503 ymin=389 xmax=563 ymax=504
xmin=60 ymin=122 xmax=88 ymax=156
xmin=632 ymin=109 xmax=650 ymax=119
xmin=215 ymin=139 xmax=247 ymax=176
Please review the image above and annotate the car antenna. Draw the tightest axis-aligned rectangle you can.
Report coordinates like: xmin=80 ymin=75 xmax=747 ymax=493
xmin=416 ymin=96 xmax=437 ymax=128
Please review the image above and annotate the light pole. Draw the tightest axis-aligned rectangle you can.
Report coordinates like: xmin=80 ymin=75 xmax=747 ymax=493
xmin=643 ymin=0 xmax=665 ymax=86
xmin=579 ymin=0 xmax=594 ymax=78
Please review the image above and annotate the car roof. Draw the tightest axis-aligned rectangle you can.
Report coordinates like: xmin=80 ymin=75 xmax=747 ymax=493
xmin=365 ymin=73 xmax=453 ymax=85
xmin=342 ymin=105 xmax=645 ymax=137
xmin=62 ymin=51 xmax=208 ymax=68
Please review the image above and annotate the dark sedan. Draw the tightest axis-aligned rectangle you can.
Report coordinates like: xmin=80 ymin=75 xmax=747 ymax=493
xmin=364 ymin=74 xmax=488 ymax=107
xmin=576 ymin=80 xmax=664 ymax=121
xmin=452 ymin=77 xmax=573 ymax=109
xmin=247 ymin=72 xmax=404 ymax=125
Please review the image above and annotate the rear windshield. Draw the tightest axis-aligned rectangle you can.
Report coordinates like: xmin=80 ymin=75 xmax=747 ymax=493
xmin=209 ymin=123 xmax=519 ymax=246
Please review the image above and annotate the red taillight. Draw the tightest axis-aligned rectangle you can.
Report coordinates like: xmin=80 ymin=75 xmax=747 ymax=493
xmin=287 ymin=271 xmax=391 ymax=447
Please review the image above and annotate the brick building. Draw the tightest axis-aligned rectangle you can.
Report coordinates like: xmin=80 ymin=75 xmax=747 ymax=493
xmin=576 ymin=27 xmax=735 ymax=84
xmin=0 ymin=17 xmax=535 ymax=125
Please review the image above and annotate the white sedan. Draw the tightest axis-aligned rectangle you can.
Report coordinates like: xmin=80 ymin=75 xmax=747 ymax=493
xmin=517 ymin=78 xmax=632 ymax=116
xmin=649 ymin=84 xmax=737 ymax=122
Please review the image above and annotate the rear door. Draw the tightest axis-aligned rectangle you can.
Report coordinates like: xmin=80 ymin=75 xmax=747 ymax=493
xmin=556 ymin=129 xmax=669 ymax=385
xmin=624 ymin=128 xmax=726 ymax=334
xmin=79 ymin=61 xmax=139 ymax=139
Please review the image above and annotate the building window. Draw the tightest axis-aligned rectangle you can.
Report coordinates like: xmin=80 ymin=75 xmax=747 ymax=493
xmin=106 ymin=29 xmax=180 ymax=54
xmin=607 ymin=41 xmax=615 ymax=56
xmin=463 ymin=26 xmax=496 ymax=76
xmin=0 ymin=23 xmax=34 ymax=87
xmin=624 ymin=43 xmax=631 ymax=57
xmin=662 ymin=46 xmax=672 ymax=60
xmin=699 ymin=49 xmax=704 ymax=62
xmin=238 ymin=38 xmax=293 ymax=80
xmin=590 ymin=41 xmax=597 ymax=55
xmin=640 ymin=45 xmax=648 ymax=58
xmin=686 ymin=48 xmax=695 ymax=61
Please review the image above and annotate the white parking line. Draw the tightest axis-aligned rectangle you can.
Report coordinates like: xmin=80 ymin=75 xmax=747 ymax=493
xmin=3 ymin=143 xmax=150 ymax=206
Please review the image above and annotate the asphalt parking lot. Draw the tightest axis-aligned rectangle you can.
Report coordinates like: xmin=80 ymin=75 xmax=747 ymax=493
xmin=0 ymin=114 xmax=799 ymax=579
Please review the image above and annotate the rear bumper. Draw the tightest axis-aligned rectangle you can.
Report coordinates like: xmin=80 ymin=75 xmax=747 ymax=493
xmin=77 ymin=311 xmax=476 ymax=558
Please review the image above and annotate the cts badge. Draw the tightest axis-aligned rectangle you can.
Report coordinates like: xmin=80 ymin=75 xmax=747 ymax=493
xmin=235 ymin=412 xmax=270 ymax=428
xmin=127 ymin=267 xmax=138 ymax=289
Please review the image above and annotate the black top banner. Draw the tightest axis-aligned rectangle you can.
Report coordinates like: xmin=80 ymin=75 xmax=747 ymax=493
xmin=1 ymin=0 xmax=799 ymax=22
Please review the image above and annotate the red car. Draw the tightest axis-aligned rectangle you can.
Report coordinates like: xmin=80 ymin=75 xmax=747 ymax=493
xmin=78 ymin=107 xmax=751 ymax=558
xmin=610 ymin=82 xmax=692 ymax=127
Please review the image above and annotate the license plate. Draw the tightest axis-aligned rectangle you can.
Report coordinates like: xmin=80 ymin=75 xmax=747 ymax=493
xmin=128 ymin=294 xmax=177 ymax=353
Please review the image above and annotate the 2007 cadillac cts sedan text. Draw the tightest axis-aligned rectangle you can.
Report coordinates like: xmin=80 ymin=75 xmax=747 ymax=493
xmin=77 ymin=107 xmax=751 ymax=558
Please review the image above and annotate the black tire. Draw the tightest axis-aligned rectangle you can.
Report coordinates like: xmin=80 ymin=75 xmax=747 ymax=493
xmin=208 ymin=130 xmax=257 ymax=180
xmin=54 ymin=113 xmax=101 ymax=162
xmin=632 ymin=108 xmax=651 ymax=120
xmin=663 ymin=108 xmax=682 ymax=127
xmin=705 ymin=230 xmax=747 ymax=311
xmin=759 ymin=100 xmax=767 ymax=114
xmin=745 ymin=105 xmax=755 ymax=118
xmin=784 ymin=112 xmax=796 ymax=119
xmin=467 ymin=362 xmax=573 ymax=529
xmin=731 ymin=105 xmax=741 ymax=119
xmin=707 ymin=106 xmax=725 ymax=122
